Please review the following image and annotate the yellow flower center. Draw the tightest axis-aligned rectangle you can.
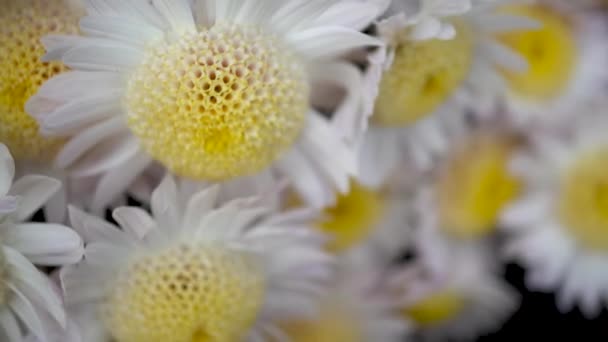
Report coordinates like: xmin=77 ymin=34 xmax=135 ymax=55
xmin=436 ymin=135 xmax=521 ymax=239
xmin=373 ymin=21 xmax=474 ymax=127
xmin=318 ymin=181 xmax=385 ymax=253
xmin=0 ymin=0 xmax=80 ymax=162
xmin=125 ymin=24 xmax=309 ymax=180
xmin=103 ymin=243 xmax=265 ymax=342
xmin=404 ymin=289 xmax=467 ymax=326
xmin=283 ymin=301 xmax=364 ymax=342
xmin=497 ymin=4 xmax=577 ymax=101
xmin=558 ymin=148 xmax=608 ymax=250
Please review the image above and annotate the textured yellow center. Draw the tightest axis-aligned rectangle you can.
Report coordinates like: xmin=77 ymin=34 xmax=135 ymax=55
xmin=283 ymin=302 xmax=364 ymax=342
xmin=103 ymin=243 xmax=265 ymax=342
xmin=0 ymin=0 xmax=79 ymax=161
xmin=373 ymin=22 xmax=474 ymax=127
xmin=558 ymin=148 xmax=608 ymax=250
xmin=405 ymin=290 xmax=466 ymax=326
xmin=498 ymin=5 xmax=577 ymax=101
xmin=318 ymin=181 xmax=384 ymax=253
xmin=125 ymin=24 xmax=309 ymax=180
xmin=436 ymin=135 xmax=521 ymax=239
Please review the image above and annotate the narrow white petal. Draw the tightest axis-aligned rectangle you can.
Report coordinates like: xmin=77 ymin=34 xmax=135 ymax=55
xmin=3 ymin=246 xmax=65 ymax=327
xmin=67 ymin=206 xmax=126 ymax=246
xmin=271 ymin=1 xmax=333 ymax=32
xmin=5 ymin=223 xmax=83 ymax=266
xmin=7 ymin=283 xmax=45 ymax=341
xmin=112 ymin=207 xmax=156 ymax=240
xmin=288 ymin=26 xmax=381 ymax=60
xmin=55 ymin=117 xmax=125 ymax=169
xmin=0 ymin=145 xmax=15 ymax=197
xmin=152 ymin=0 xmax=196 ymax=34
xmin=315 ymin=2 xmax=383 ymax=31
xmin=91 ymin=153 xmax=152 ymax=214
xmin=183 ymin=185 xmax=220 ymax=231
xmin=9 ymin=176 xmax=61 ymax=222
xmin=150 ymin=174 xmax=181 ymax=234
xmin=0 ymin=308 xmax=21 ymax=341
xmin=80 ymin=15 xmax=165 ymax=45
xmin=69 ymin=136 xmax=140 ymax=178
xmin=62 ymin=42 xmax=144 ymax=72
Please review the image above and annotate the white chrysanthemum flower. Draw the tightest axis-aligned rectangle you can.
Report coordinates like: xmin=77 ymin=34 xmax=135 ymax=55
xmin=59 ymin=175 xmax=333 ymax=342
xmin=0 ymin=0 xmax=86 ymax=223
xmin=281 ymin=265 xmax=410 ymax=342
xmin=496 ymin=0 xmax=608 ymax=125
xmin=501 ymin=111 xmax=608 ymax=317
xmin=27 ymin=0 xmax=386 ymax=212
xmin=417 ymin=130 xmax=522 ymax=242
xmin=390 ymin=226 xmax=518 ymax=342
xmin=358 ymin=0 xmax=536 ymax=187
xmin=0 ymin=144 xmax=83 ymax=341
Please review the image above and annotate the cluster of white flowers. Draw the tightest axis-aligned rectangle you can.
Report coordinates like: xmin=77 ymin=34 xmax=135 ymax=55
xmin=1 ymin=0 xmax=608 ymax=341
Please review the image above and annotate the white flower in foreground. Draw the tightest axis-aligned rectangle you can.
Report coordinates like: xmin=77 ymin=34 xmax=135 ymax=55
xmin=60 ymin=175 xmax=333 ymax=342
xmin=497 ymin=1 xmax=608 ymax=125
xmin=358 ymin=0 xmax=536 ymax=186
xmin=28 ymin=0 xmax=386 ymax=212
xmin=0 ymin=144 xmax=83 ymax=341
xmin=502 ymin=112 xmax=608 ymax=317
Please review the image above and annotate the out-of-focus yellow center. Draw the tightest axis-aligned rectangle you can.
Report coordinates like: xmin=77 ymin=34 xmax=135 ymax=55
xmin=283 ymin=301 xmax=364 ymax=342
xmin=103 ymin=243 xmax=265 ymax=342
xmin=125 ymin=24 xmax=308 ymax=180
xmin=373 ymin=21 xmax=474 ymax=127
xmin=404 ymin=289 xmax=466 ymax=326
xmin=318 ymin=181 xmax=385 ymax=253
xmin=436 ymin=135 xmax=521 ymax=239
xmin=0 ymin=0 xmax=80 ymax=161
xmin=558 ymin=148 xmax=608 ymax=250
xmin=497 ymin=4 xmax=577 ymax=101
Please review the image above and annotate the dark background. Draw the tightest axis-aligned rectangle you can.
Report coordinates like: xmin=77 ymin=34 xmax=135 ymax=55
xmin=479 ymin=264 xmax=608 ymax=341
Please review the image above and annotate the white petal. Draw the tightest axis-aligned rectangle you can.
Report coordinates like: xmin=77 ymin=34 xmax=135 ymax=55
xmin=183 ymin=185 xmax=220 ymax=232
xmin=152 ymin=0 xmax=196 ymax=34
xmin=67 ymin=206 xmax=126 ymax=246
xmin=9 ymin=176 xmax=61 ymax=222
xmin=0 ymin=144 xmax=15 ymax=197
xmin=3 ymin=246 xmax=65 ymax=327
xmin=5 ymin=223 xmax=83 ymax=266
xmin=112 ymin=207 xmax=156 ymax=240
xmin=62 ymin=41 xmax=144 ymax=72
xmin=150 ymin=174 xmax=181 ymax=234
xmin=90 ymin=153 xmax=152 ymax=214
xmin=7 ymin=283 xmax=45 ymax=341
xmin=0 ymin=308 xmax=21 ymax=341
xmin=288 ymin=26 xmax=382 ymax=60
xmin=80 ymin=15 xmax=164 ymax=45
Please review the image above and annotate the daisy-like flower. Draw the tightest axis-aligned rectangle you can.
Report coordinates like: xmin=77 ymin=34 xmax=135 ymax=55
xmin=294 ymin=179 xmax=411 ymax=257
xmin=390 ymin=226 xmax=518 ymax=342
xmin=496 ymin=0 xmax=608 ymax=125
xmin=281 ymin=265 xmax=409 ymax=342
xmin=501 ymin=111 xmax=608 ymax=317
xmin=59 ymin=175 xmax=333 ymax=342
xmin=28 ymin=0 xmax=386 ymax=212
xmin=419 ymin=129 xmax=523 ymax=241
xmin=0 ymin=0 xmax=85 ymax=222
xmin=358 ymin=0 xmax=535 ymax=186
xmin=0 ymin=144 xmax=83 ymax=341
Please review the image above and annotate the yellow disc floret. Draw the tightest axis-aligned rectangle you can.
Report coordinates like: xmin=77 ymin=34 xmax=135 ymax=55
xmin=0 ymin=0 xmax=80 ymax=161
xmin=373 ymin=21 xmax=474 ymax=127
xmin=558 ymin=148 xmax=608 ymax=251
xmin=497 ymin=4 xmax=577 ymax=101
xmin=125 ymin=24 xmax=309 ymax=180
xmin=318 ymin=181 xmax=385 ymax=253
xmin=404 ymin=289 xmax=467 ymax=326
xmin=103 ymin=243 xmax=265 ymax=342
xmin=436 ymin=134 xmax=521 ymax=239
